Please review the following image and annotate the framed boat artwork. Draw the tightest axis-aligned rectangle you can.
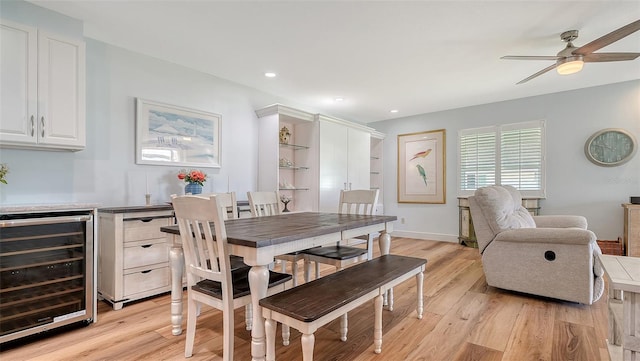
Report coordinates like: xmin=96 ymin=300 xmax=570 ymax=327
xmin=135 ymin=98 xmax=221 ymax=168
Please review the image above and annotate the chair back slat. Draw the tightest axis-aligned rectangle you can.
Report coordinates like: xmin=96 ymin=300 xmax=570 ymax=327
xmin=171 ymin=195 xmax=233 ymax=299
xmin=338 ymin=189 xmax=379 ymax=215
xmin=247 ymin=191 xmax=281 ymax=217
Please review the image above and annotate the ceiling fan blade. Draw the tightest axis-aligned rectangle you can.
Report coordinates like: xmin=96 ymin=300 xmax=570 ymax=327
xmin=573 ymin=19 xmax=640 ymax=55
xmin=583 ymin=52 xmax=640 ymax=62
xmin=516 ymin=63 xmax=558 ymax=84
xmin=501 ymin=55 xmax=559 ymax=61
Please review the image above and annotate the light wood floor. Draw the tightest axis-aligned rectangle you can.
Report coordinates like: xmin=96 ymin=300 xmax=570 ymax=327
xmin=1 ymin=238 xmax=611 ymax=361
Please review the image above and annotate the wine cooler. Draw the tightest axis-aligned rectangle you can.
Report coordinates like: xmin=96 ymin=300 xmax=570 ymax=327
xmin=0 ymin=208 xmax=95 ymax=343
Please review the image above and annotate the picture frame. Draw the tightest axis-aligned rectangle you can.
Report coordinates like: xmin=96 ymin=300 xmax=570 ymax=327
xmin=135 ymin=98 xmax=221 ymax=168
xmin=397 ymin=129 xmax=446 ymax=203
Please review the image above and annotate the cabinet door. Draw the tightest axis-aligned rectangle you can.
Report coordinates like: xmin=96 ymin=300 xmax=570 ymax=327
xmin=37 ymin=31 xmax=86 ymax=149
xmin=347 ymin=127 xmax=370 ymax=191
xmin=0 ymin=20 xmax=37 ymax=145
xmin=319 ymin=121 xmax=348 ymax=212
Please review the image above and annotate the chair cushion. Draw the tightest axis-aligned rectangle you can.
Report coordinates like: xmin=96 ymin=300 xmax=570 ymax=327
xmin=193 ymin=269 xmax=292 ymax=299
xmin=474 ymin=185 xmax=536 ymax=234
xmin=302 ymin=246 xmax=367 ymax=260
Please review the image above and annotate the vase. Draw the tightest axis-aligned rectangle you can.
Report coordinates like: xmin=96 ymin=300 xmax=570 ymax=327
xmin=282 ymin=200 xmax=290 ymax=212
xmin=185 ymin=182 xmax=203 ymax=195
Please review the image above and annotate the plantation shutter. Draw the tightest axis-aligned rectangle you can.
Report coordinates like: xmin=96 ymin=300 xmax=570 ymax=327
xmin=459 ymin=126 xmax=497 ymax=193
xmin=458 ymin=120 xmax=545 ymax=197
xmin=500 ymin=121 xmax=545 ymax=197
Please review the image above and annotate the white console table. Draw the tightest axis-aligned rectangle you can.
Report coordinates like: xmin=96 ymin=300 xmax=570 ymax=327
xmin=598 ymin=254 xmax=640 ymax=361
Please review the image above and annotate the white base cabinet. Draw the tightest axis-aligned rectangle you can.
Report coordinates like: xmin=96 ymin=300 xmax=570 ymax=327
xmin=0 ymin=19 xmax=86 ymax=151
xmin=98 ymin=206 xmax=174 ymax=310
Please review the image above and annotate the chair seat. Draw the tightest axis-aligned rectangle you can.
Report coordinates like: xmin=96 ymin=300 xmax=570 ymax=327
xmin=302 ymin=246 xmax=368 ymax=260
xmin=193 ymin=269 xmax=292 ymax=299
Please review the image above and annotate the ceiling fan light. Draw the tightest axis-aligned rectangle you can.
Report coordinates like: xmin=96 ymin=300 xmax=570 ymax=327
xmin=556 ymin=56 xmax=584 ymax=75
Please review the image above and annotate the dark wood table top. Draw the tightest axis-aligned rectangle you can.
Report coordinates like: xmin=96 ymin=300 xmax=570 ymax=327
xmin=161 ymin=212 xmax=396 ymax=248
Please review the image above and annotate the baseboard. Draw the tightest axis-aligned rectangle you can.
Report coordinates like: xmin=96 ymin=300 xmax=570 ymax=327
xmin=390 ymin=230 xmax=458 ymax=243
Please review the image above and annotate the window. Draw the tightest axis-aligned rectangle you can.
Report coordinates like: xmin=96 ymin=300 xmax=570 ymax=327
xmin=458 ymin=120 xmax=545 ymax=197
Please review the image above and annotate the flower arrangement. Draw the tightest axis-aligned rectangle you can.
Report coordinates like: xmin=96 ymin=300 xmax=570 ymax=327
xmin=177 ymin=169 xmax=207 ymax=186
xmin=0 ymin=163 xmax=8 ymax=184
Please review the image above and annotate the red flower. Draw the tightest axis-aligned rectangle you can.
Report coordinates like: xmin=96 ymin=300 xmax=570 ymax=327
xmin=178 ymin=173 xmax=186 ymax=180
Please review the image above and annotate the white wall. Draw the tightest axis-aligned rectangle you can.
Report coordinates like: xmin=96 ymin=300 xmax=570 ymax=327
xmin=370 ymin=80 xmax=640 ymax=241
xmin=2 ymin=1 xmax=638 ymax=242
xmin=0 ymin=1 xmax=311 ymax=207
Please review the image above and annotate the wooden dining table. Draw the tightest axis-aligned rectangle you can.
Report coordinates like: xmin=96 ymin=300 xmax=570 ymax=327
xmin=161 ymin=211 xmax=396 ymax=361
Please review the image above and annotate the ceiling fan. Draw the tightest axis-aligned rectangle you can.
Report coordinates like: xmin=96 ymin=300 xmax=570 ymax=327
xmin=502 ymin=19 xmax=640 ymax=84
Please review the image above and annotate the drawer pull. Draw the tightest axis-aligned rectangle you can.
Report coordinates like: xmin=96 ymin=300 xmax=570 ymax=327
xmin=141 ymin=245 xmax=152 ymax=248
xmin=139 ymin=218 xmax=153 ymax=223
xmin=141 ymin=270 xmax=152 ymax=274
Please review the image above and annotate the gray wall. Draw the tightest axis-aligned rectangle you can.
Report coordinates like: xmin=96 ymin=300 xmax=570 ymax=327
xmin=0 ymin=0 xmax=309 ymax=206
xmin=2 ymin=1 xmax=638 ymax=241
xmin=370 ymin=80 xmax=640 ymax=241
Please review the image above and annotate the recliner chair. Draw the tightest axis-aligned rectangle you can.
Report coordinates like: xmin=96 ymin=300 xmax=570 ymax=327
xmin=468 ymin=185 xmax=604 ymax=304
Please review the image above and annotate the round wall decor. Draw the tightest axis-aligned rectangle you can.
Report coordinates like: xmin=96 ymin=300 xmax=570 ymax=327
xmin=584 ymin=128 xmax=637 ymax=167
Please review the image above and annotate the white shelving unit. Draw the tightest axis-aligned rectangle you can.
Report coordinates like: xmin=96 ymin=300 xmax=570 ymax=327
xmin=370 ymin=131 xmax=385 ymax=214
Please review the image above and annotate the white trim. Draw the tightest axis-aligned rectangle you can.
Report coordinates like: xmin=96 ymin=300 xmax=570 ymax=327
xmin=390 ymin=230 xmax=458 ymax=243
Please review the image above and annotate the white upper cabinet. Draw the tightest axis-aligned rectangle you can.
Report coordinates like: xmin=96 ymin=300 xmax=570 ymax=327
xmin=0 ymin=20 xmax=86 ymax=151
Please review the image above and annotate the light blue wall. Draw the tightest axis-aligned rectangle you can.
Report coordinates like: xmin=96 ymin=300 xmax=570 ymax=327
xmin=0 ymin=1 xmax=305 ymax=207
xmin=370 ymin=80 xmax=640 ymax=241
xmin=2 ymin=1 xmax=638 ymax=241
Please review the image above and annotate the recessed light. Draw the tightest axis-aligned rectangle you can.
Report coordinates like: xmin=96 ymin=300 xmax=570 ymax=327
xmin=264 ymin=72 xmax=276 ymax=78
xmin=390 ymin=109 xmax=399 ymax=113
xmin=334 ymin=97 xmax=344 ymax=102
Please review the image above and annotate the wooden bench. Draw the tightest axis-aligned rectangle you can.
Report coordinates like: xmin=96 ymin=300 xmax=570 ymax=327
xmin=260 ymin=254 xmax=427 ymax=361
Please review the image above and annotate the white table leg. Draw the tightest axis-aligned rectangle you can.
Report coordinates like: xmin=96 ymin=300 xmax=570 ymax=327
xmin=249 ymin=265 xmax=269 ymax=361
xmin=379 ymin=230 xmax=392 ymax=308
xmin=301 ymin=333 xmax=315 ymax=361
xmin=169 ymin=244 xmax=184 ymax=336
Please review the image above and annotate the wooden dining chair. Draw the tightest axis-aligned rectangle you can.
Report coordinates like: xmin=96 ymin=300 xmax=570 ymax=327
xmin=172 ymin=194 xmax=293 ymax=360
xmin=247 ymin=191 xmax=314 ymax=286
xmin=302 ymin=189 xmax=380 ymax=277
xmin=199 ymin=192 xmax=239 ymax=220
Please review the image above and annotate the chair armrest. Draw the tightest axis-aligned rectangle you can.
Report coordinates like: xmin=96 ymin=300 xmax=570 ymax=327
xmin=532 ymin=215 xmax=588 ymax=229
xmin=494 ymin=227 xmax=596 ymax=245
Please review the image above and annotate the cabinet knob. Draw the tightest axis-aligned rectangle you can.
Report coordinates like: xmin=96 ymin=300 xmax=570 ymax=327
xmin=41 ymin=116 xmax=45 ymax=137
xmin=30 ymin=116 xmax=35 ymax=137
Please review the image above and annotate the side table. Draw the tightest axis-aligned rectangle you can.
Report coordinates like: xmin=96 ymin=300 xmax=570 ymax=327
xmin=598 ymin=254 xmax=640 ymax=361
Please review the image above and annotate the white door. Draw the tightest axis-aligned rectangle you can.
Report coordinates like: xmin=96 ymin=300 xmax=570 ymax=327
xmin=347 ymin=128 xmax=370 ymax=191
xmin=37 ymin=31 xmax=86 ymax=149
xmin=0 ymin=20 xmax=37 ymax=145
xmin=318 ymin=121 xmax=348 ymax=212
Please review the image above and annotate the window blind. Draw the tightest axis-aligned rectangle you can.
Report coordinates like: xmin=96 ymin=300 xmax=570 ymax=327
xmin=458 ymin=120 xmax=545 ymax=197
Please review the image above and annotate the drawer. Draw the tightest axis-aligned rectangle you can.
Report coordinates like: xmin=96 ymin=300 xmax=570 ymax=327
xmin=123 ymin=217 xmax=171 ymax=242
xmin=123 ymin=239 xmax=169 ymax=269
xmin=123 ymin=265 xmax=170 ymax=296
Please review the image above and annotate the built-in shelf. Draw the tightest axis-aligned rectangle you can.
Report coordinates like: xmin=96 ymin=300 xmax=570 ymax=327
xmin=279 ymin=188 xmax=309 ymax=191
xmin=280 ymin=166 xmax=309 ymax=170
xmin=370 ymin=156 xmax=380 ymax=160
xmin=370 ymin=171 xmax=380 ymax=175
xmin=279 ymin=143 xmax=309 ymax=151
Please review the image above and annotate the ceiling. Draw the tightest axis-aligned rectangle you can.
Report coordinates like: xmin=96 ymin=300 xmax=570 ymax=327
xmin=27 ymin=1 xmax=640 ymax=124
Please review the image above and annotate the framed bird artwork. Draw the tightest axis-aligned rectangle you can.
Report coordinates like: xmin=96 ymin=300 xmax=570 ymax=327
xmin=397 ymin=129 xmax=446 ymax=204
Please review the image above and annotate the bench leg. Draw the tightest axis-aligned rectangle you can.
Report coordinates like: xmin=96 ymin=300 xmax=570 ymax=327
xmin=374 ymin=294 xmax=383 ymax=354
xmin=265 ymin=318 xmax=276 ymax=361
xmin=301 ymin=333 xmax=315 ymax=361
xmin=340 ymin=313 xmax=348 ymax=341
xmin=416 ymin=272 xmax=424 ymax=319
xmin=387 ymin=288 xmax=394 ymax=311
